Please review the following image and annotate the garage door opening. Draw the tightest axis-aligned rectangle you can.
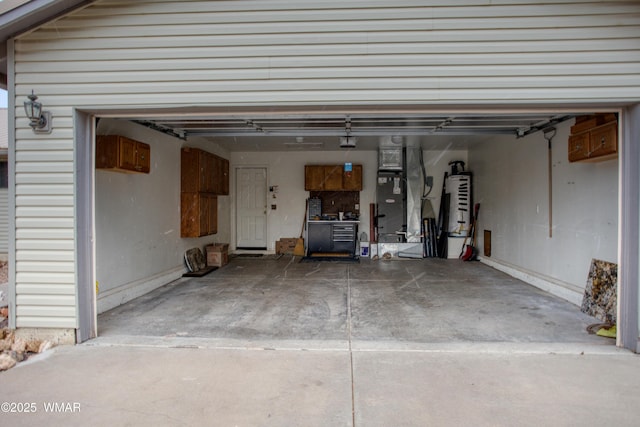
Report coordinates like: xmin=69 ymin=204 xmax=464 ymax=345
xmin=83 ymin=107 xmax=626 ymax=349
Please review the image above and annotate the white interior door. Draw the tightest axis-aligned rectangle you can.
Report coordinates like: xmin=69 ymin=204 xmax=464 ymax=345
xmin=236 ymin=167 xmax=267 ymax=249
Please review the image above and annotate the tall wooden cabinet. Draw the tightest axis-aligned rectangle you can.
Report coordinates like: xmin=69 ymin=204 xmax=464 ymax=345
xmin=180 ymin=147 xmax=229 ymax=237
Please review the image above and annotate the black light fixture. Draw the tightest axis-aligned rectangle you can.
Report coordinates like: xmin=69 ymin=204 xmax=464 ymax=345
xmin=24 ymin=90 xmax=51 ymax=134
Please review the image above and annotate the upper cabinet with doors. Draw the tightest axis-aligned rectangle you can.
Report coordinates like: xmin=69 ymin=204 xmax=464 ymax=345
xmin=96 ymin=135 xmax=150 ymax=173
xmin=305 ymin=165 xmax=325 ymax=190
xmin=323 ymin=165 xmax=344 ymax=191
xmin=568 ymin=114 xmax=618 ymax=163
xmin=181 ymin=147 xmax=229 ymax=195
xmin=305 ymin=164 xmax=363 ymax=191
xmin=343 ymin=164 xmax=363 ymax=190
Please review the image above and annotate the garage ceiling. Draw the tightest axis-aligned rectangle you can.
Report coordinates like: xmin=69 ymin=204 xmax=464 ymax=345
xmin=132 ymin=111 xmax=576 ymax=151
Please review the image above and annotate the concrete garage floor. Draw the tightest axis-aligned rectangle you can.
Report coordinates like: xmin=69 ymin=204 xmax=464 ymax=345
xmin=5 ymin=257 xmax=639 ymax=427
xmin=96 ymin=256 xmax=608 ymax=347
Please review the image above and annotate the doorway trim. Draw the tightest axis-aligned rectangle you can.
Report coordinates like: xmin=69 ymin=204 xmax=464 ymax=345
xmin=66 ymin=106 xmax=637 ymax=352
xmin=620 ymin=104 xmax=640 ymax=351
xmin=74 ymin=109 xmax=96 ymax=343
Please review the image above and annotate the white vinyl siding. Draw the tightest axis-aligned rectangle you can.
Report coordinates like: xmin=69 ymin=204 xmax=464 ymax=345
xmin=10 ymin=0 xmax=640 ymax=328
xmin=12 ymin=104 xmax=76 ymax=328
xmin=14 ymin=0 xmax=640 ymax=106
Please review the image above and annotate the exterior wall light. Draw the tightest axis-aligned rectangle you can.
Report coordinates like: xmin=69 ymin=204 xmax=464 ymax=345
xmin=24 ymin=91 xmax=52 ymax=134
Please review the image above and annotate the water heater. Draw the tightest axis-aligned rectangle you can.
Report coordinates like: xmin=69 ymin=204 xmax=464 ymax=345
xmin=446 ymin=174 xmax=471 ymax=237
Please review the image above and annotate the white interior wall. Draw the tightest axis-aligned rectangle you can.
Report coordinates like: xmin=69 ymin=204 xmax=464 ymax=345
xmin=231 ymin=150 xmax=377 ymax=250
xmin=469 ymin=119 xmax=618 ymax=303
xmin=95 ymin=120 xmax=230 ymax=313
xmin=230 ymin=147 xmax=468 ymax=251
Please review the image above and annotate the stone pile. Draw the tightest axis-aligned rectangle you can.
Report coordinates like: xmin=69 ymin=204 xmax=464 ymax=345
xmin=0 ymin=327 xmax=54 ymax=371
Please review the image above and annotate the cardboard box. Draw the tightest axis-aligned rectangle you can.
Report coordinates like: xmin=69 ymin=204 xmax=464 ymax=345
xmin=206 ymin=243 xmax=229 ymax=267
xmin=276 ymin=238 xmax=299 ymax=255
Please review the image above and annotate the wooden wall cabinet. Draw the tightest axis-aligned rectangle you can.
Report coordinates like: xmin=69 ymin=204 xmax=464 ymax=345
xmin=343 ymin=165 xmax=363 ymax=191
xmin=588 ymin=122 xmax=617 ymax=159
xmin=181 ymin=147 xmax=229 ymax=195
xmin=305 ymin=164 xmax=363 ymax=191
xmin=323 ymin=165 xmax=344 ymax=190
xmin=305 ymin=165 xmax=326 ymax=191
xmin=181 ymin=193 xmax=218 ymax=237
xmin=568 ymin=132 xmax=590 ymax=163
xmin=181 ymin=147 xmax=229 ymax=237
xmin=568 ymin=116 xmax=618 ymax=163
xmin=96 ymin=135 xmax=150 ymax=173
